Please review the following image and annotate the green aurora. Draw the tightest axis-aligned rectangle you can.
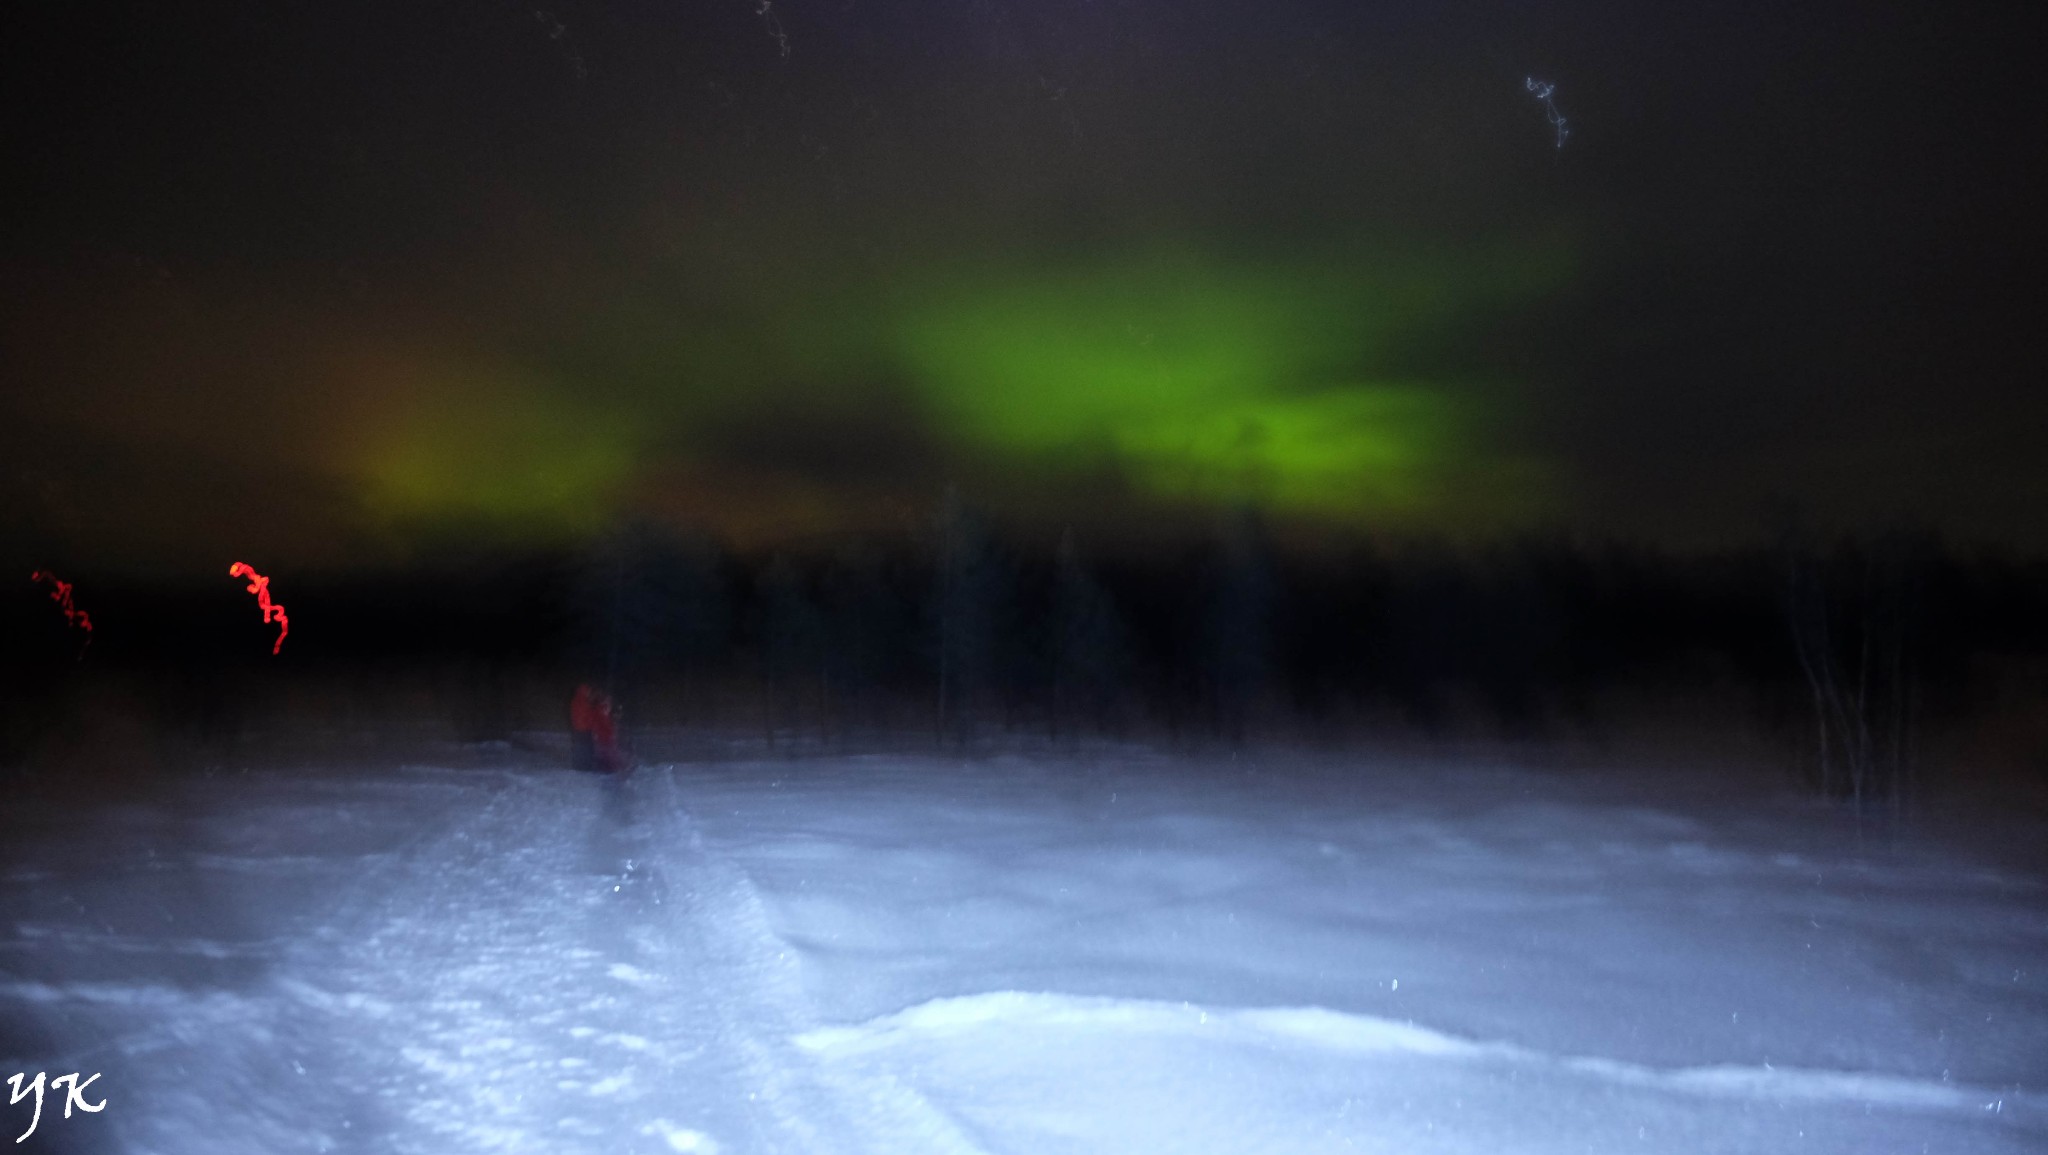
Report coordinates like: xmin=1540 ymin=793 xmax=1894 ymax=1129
xmin=360 ymin=370 xmax=644 ymax=536
xmin=354 ymin=240 xmax=1573 ymax=541
xmin=8 ymin=0 xmax=2044 ymax=570
xmin=893 ymin=246 xmax=1565 ymax=520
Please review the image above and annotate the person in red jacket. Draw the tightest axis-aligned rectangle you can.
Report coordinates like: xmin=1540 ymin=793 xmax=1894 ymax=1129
xmin=569 ymin=684 xmax=626 ymax=773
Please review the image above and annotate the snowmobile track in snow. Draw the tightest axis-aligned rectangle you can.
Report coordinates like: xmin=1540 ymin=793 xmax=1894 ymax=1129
xmin=231 ymin=765 xmax=984 ymax=1155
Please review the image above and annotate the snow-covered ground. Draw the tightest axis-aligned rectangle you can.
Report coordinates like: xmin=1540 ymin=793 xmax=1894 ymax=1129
xmin=3 ymin=744 xmax=2043 ymax=1153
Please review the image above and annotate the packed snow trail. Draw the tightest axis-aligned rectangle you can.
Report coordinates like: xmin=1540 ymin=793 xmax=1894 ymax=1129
xmin=3 ymin=750 xmax=2045 ymax=1153
xmin=4 ymin=763 xmax=980 ymax=1154
xmin=277 ymin=765 xmax=853 ymax=1154
xmin=243 ymin=765 xmax=985 ymax=1154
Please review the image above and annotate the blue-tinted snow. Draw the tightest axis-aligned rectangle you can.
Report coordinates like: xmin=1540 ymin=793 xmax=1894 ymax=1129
xmin=2 ymin=748 xmax=2042 ymax=1153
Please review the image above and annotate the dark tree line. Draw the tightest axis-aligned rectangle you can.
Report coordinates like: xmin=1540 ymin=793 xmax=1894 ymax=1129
xmin=544 ymin=507 xmax=2046 ymax=788
xmin=7 ymin=503 xmax=2047 ymax=797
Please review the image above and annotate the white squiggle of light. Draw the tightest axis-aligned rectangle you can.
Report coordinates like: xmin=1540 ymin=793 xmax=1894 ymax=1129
xmin=531 ymin=10 xmax=587 ymax=79
xmin=752 ymin=0 xmax=790 ymax=58
xmin=1525 ymin=77 xmax=1569 ymax=149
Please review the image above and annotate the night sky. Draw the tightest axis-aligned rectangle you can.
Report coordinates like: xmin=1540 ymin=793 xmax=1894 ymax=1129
xmin=5 ymin=0 xmax=2044 ymax=575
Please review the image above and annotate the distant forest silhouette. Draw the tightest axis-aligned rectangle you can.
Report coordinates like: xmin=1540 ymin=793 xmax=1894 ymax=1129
xmin=7 ymin=503 xmax=2047 ymax=802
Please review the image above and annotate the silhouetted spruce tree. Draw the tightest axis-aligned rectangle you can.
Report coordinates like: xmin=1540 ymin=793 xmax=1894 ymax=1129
xmin=820 ymin=543 xmax=912 ymax=737
xmin=642 ymin=529 xmax=730 ymax=723
xmin=1472 ymin=541 xmax=1571 ymax=736
xmin=0 ymin=569 xmax=86 ymax=769
xmin=1202 ymin=509 xmax=1276 ymax=742
xmin=1782 ymin=531 xmax=1923 ymax=813
xmin=758 ymin=553 xmax=826 ymax=742
xmin=1050 ymin=529 xmax=1134 ymax=740
xmin=567 ymin=522 xmax=730 ymax=723
xmin=1378 ymin=546 xmax=1477 ymax=735
xmin=931 ymin=488 xmax=1011 ymax=744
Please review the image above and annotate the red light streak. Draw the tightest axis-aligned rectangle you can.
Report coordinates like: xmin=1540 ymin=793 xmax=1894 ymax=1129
xmin=228 ymin=562 xmax=290 ymax=655
xmin=28 ymin=570 xmax=93 ymax=655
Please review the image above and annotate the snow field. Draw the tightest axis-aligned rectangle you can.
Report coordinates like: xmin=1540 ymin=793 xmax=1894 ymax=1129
xmin=2 ymin=748 xmax=2043 ymax=1153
